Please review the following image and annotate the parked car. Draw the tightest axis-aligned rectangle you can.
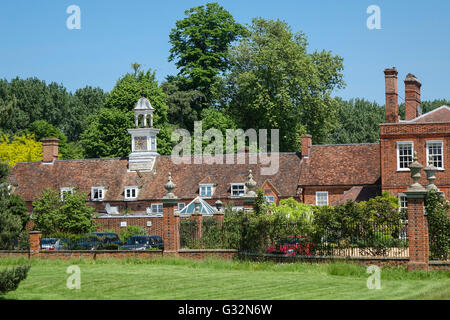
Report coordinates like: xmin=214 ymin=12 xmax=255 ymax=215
xmin=119 ymin=235 xmax=164 ymax=251
xmin=41 ymin=238 xmax=72 ymax=251
xmin=266 ymin=235 xmax=314 ymax=256
xmin=76 ymin=232 xmax=122 ymax=250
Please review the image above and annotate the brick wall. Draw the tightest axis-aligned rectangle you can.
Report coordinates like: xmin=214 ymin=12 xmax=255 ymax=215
xmin=380 ymin=122 xmax=450 ymax=199
xmin=94 ymin=216 xmax=164 ymax=236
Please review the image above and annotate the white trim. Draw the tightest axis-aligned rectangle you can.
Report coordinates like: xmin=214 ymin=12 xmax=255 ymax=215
xmin=91 ymin=186 xmax=105 ymax=201
xmin=315 ymin=191 xmax=328 ymax=206
xmin=124 ymin=186 xmax=138 ymax=201
xmin=177 ymin=202 xmax=186 ymax=211
xmin=400 ymin=105 xmax=450 ymax=123
xmin=199 ymin=184 xmax=214 ymax=198
xmin=60 ymin=187 xmax=74 ymax=200
xmin=396 ymin=141 xmax=414 ymax=171
xmin=426 ymin=140 xmax=444 ymax=170
xmin=230 ymin=183 xmax=245 ymax=197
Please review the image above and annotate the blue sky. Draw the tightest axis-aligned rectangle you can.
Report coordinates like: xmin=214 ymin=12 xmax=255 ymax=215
xmin=0 ymin=0 xmax=449 ymax=104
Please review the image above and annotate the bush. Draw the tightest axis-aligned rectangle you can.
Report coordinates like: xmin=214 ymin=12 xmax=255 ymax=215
xmin=426 ymin=190 xmax=450 ymax=260
xmin=0 ymin=265 xmax=31 ymax=295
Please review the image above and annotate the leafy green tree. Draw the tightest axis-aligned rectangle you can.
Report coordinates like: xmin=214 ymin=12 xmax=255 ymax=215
xmin=0 ymin=161 xmax=29 ymax=249
xmin=161 ymin=77 xmax=204 ymax=131
xmin=105 ymin=67 xmax=168 ymax=125
xmin=80 ymin=108 xmax=134 ymax=159
xmin=329 ymin=98 xmax=384 ymax=144
xmin=119 ymin=225 xmax=147 ymax=243
xmin=425 ymin=189 xmax=450 ymax=260
xmin=32 ymin=188 xmax=95 ymax=235
xmin=224 ymin=18 xmax=344 ymax=151
xmin=168 ymin=2 xmax=247 ymax=106
xmin=64 ymin=86 xmax=106 ymax=141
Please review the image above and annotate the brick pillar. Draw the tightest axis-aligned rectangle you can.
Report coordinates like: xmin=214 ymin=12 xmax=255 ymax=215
xmin=404 ymin=152 xmax=428 ymax=272
xmin=404 ymin=73 xmax=421 ymax=121
xmin=29 ymin=231 xmax=42 ymax=255
xmin=404 ymin=193 xmax=428 ymax=271
xmin=214 ymin=212 xmax=225 ymax=228
xmin=384 ymin=67 xmax=399 ymax=123
xmin=162 ymin=199 xmax=179 ymax=254
xmin=162 ymin=172 xmax=179 ymax=256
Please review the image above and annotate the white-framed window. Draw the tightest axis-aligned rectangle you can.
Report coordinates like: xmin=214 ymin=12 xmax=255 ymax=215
xmin=199 ymin=184 xmax=214 ymax=198
xmin=91 ymin=187 xmax=105 ymax=201
xmin=231 ymin=183 xmax=245 ymax=197
xmin=399 ymin=194 xmax=408 ymax=211
xmin=60 ymin=187 xmax=74 ymax=200
xmin=397 ymin=141 xmax=414 ymax=171
xmin=124 ymin=186 xmax=138 ymax=201
xmin=426 ymin=140 xmax=444 ymax=169
xmin=265 ymin=195 xmax=275 ymax=204
xmin=150 ymin=136 xmax=156 ymax=151
xmin=177 ymin=203 xmax=186 ymax=211
xmin=151 ymin=203 xmax=163 ymax=216
xmin=315 ymin=191 xmax=328 ymax=206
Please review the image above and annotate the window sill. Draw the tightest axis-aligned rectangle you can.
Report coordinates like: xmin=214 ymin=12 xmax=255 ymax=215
xmin=396 ymin=169 xmax=411 ymax=172
xmin=124 ymin=198 xmax=137 ymax=202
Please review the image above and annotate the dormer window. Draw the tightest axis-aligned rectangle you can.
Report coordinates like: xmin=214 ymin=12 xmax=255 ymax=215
xmin=124 ymin=186 xmax=138 ymax=201
xmin=60 ymin=187 xmax=74 ymax=200
xmin=199 ymin=184 xmax=214 ymax=198
xmin=231 ymin=183 xmax=245 ymax=197
xmin=91 ymin=187 xmax=105 ymax=201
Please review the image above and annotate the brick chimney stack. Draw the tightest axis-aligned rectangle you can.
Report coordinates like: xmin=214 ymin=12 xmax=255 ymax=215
xmin=42 ymin=138 xmax=59 ymax=163
xmin=301 ymin=134 xmax=312 ymax=158
xmin=384 ymin=67 xmax=399 ymax=123
xmin=404 ymin=73 xmax=421 ymax=121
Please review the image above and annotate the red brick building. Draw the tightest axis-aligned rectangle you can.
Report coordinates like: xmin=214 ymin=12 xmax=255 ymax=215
xmin=8 ymin=68 xmax=449 ymax=235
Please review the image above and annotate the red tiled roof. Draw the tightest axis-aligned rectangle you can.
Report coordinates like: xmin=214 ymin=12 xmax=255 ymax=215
xmin=331 ymin=186 xmax=381 ymax=206
xmin=10 ymin=153 xmax=302 ymax=202
xmin=405 ymin=106 xmax=450 ymax=123
xmin=298 ymin=144 xmax=381 ymax=186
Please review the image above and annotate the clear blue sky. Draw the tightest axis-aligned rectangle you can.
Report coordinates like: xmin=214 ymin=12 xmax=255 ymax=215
xmin=1 ymin=0 xmax=449 ymax=104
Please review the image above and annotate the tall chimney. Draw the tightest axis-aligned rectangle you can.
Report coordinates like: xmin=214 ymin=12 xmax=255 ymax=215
xmin=301 ymin=134 xmax=312 ymax=158
xmin=384 ymin=67 xmax=399 ymax=123
xmin=42 ymin=138 xmax=59 ymax=163
xmin=404 ymin=73 xmax=421 ymax=120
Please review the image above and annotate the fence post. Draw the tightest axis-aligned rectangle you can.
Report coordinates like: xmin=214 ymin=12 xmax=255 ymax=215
xmin=29 ymin=231 xmax=41 ymax=257
xmin=404 ymin=152 xmax=429 ymax=272
xmin=162 ymin=173 xmax=179 ymax=256
xmin=192 ymin=198 xmax=203 ymax=242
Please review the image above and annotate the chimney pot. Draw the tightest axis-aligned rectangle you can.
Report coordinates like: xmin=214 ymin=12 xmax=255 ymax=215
xmin=384 ymin=67 xmax=399 ymax=123
xmin=42 ymin=138 xmax=59 ymax=163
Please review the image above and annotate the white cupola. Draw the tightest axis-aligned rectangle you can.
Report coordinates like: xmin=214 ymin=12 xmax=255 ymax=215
xmin=127 ymin=97 xmax=160 ymax=171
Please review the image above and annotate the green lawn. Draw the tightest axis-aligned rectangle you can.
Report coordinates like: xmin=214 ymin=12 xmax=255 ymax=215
xmin=1 ymin=257 xmax=449 ymax=300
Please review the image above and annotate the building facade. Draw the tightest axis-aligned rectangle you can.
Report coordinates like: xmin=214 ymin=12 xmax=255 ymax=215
xmin=8 ymin=67 xmax=450 ymax=235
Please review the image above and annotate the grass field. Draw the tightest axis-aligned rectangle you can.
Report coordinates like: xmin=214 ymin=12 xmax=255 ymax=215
xmin=1 ymin=257 xmax=449 ymax=300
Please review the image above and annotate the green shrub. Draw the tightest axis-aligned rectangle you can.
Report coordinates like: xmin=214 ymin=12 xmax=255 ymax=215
xmin=119 ymin=226 xmax=146 ymax=244
xmin=426 ymin=190 xmax=450 ymax=260
xmin=0 ymin=265 xmax=31 ymax=295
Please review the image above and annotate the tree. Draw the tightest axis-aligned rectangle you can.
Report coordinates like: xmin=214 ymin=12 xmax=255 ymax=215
xmin=224 ymin=18 xmax=345 ymax=151
xmin=80 ymin=108 xmax=134 ymax=159
xmin=105 ymin=67 xmax=168 ymax=125
xmin=168 ymin=2 xmax=247 ymax=106
xmin=32 ymin=188 xmax=95 ymax=235
xmin=328 ymin=98 xmax=384 ymax=144
xmin=0 ymin=133 xmax=42 ymax=167
xmin=161 ymin=77 xmax=204 ymax=131
xmin=0 ymin=161 xmax=29 ymax=250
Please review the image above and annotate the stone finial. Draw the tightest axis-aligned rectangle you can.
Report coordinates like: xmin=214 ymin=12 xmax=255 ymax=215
xmin=424 ymin=155 xmax=441 ymax=193
xmin=407 ymin=152 xmax=426 ymax=192
xmin=163 ymin=172 xmax=177 ymax=199
xmin=244 ymin=169 xmax=257 ymax=198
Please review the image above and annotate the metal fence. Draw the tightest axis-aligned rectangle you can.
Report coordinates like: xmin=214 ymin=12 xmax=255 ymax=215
xmin=180 ymin=217 xmax=410 ymax=258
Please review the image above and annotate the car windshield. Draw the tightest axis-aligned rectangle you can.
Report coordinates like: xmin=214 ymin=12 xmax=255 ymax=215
xmin=277 ymin=237 xmax=299 ymax=245
xmin=41 ymin=239 xmax=57 ymax=245
xmin=127 ymin=237 xmax=149 ymax=245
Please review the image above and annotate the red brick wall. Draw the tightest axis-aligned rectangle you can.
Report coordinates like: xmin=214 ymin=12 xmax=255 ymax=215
xmin=94 ymin=217 xmax=164 ymax=236
xmin=380 ymin=122 xmax=450 ymax=199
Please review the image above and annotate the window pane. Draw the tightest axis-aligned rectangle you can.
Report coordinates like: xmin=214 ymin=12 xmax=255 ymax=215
xmin=398 ymin=143 xmax=413 ymax=169
xmin=428 ymin=142 xmax=443 ymax=168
